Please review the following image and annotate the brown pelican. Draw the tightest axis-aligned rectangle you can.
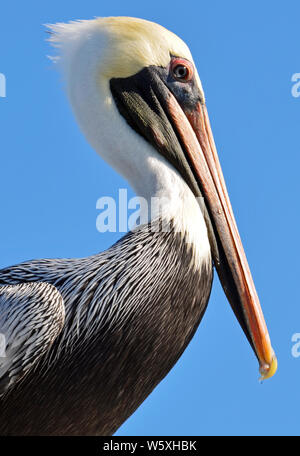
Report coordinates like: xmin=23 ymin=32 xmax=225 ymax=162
xmin=0 ymin=17 xmax=277 ymax=436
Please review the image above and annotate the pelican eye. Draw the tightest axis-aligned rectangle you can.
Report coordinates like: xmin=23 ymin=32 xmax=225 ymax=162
xmin=171 ymin=59 xmax=193 ymax=82
xmin=173 ymin=65 xmax=188 ymax=79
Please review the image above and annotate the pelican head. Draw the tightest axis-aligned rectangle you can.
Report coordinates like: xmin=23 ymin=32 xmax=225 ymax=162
xmin=48 ymin=17 xmax=276 ymax=380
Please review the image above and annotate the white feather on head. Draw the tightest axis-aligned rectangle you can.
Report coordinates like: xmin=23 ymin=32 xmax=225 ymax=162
xmin=47 ymin=16 xmax=203 ymax=92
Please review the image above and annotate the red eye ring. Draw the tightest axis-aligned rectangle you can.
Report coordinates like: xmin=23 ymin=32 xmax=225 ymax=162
xmin=170 ymin=58 xmax=194 ymax=82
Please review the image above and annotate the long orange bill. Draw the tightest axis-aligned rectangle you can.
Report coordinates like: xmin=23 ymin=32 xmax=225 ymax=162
xmin=167 ymin=95 xmax=277 ymax=380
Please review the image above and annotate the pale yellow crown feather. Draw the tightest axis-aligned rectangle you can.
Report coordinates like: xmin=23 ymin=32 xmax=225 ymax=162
xmin=91 ymin=16 xmax=193 ymax=78
xmin=47 ymin=16 xmax=203 ymax=94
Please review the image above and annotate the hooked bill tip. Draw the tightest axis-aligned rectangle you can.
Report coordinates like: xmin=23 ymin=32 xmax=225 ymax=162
xmin=259 ymin=354 xmax=277 ymax=381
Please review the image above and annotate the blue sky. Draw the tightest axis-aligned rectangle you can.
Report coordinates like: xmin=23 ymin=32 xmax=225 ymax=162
xmin=0 ymin=1 xmax=299 ymax=436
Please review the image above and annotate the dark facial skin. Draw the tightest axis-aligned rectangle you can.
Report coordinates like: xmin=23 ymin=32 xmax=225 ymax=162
xmin=162 ymin=56 xmax=204 ymax=112
xmin=109 ymin=57 xmax=204 ymax=197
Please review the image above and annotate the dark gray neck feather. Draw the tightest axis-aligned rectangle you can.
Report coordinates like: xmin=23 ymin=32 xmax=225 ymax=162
xmin=0 ymin=220 xmax=212 ymax=435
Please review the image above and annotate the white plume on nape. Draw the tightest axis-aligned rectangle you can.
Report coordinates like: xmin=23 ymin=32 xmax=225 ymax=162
xmin=45 ymin=19 xmax=96 ymax=48
xmin=45 ymin=19 xmax=100 ymax=72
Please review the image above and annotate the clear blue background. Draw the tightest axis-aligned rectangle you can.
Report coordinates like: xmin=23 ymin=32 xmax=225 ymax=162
xmin=0 ymin=1 xmax=299 ymax=436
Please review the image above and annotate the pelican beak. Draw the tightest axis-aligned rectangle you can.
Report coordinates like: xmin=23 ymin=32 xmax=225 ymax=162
xmin=166 ymin=95 xmax=277 ymax=380
xmin=110 ymin=66 xmax=277 ymax=379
